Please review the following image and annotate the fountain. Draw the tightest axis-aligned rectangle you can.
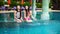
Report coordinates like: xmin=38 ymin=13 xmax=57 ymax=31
xmin=32 ymin=0 xmax=37 ymax=20
xmin=41 ymin=0 xmax=50 ymax=20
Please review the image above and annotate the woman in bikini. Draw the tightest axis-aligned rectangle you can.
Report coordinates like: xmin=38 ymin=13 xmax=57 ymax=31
xmin=14 ymin=5 xmax=23 ymax=22
xmin=24 ymin=6 xmax=32 ymax=22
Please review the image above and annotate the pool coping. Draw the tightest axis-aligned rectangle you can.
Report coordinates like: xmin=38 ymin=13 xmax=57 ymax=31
xmin=0 ymin=10 xmax=60 ymax=13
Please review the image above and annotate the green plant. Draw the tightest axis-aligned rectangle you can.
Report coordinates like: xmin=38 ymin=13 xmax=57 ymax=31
xmin=4 ymin=2 xmax=8 ymax=5
xmin=0 ymin=1 xmax=4 ymax=6
xmin=36 ymin=3 xmax=42 ymax=8
xmin=10 ymin=1 xmax=17 ymax=7
xmin=23 ymin=2 xmax=31 ymax=6
xmin=10 ymin=0 xmax=21 ymax=7
xmin=49 ymin=1 xmax=52 ymax=8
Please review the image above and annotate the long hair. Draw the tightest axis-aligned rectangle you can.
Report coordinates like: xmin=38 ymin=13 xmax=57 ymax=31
xmin=25 ymin=6 xmax=30 ymax=17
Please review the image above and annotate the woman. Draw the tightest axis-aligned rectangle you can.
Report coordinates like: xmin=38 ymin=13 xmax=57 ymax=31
xmin=24 ymin=6 xmax=32 ymax=22
xmin=14 ymin=5 xmax=23 ymax=22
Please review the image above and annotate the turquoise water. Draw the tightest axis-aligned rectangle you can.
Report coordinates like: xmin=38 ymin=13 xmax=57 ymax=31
xmin=0 ymin=12 xmax=60 ymax=34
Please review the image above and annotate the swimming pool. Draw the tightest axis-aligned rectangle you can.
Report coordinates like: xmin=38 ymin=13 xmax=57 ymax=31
xmin=0 ymin=11 xmax=60 ymax=34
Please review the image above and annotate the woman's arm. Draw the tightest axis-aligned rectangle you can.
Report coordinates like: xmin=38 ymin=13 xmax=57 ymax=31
xmin=30 ymin=10 xmax=37 ymax=20
xmin=14 ymin=11 xmax=18 ymax=20
xmin=24 ymin=10 xmax=26 ymax=18
xmin=30 ymin=10 xmax=32 ymax=16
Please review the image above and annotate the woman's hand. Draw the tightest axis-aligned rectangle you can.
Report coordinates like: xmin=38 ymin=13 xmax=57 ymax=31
xmin=17 ymin=19 xmax=22 ymax=23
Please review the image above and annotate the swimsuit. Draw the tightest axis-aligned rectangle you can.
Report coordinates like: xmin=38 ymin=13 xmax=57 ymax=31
xmin=24 ymin=17 xmax=31 ymax=20
xmin=16 ymin=12 xmax=20 ymax=19
xmin=16 ymin=9 xmax=21 ymax=19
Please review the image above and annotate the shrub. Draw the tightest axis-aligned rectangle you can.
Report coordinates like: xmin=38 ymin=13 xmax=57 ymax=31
xmin=36 ymin=3 xmax=42 ymax=8
xmin=10 ymin=1 xmax=17 ymax=7
xmin=0 ymin=1 xmax=4 ymax=6
xmin=23 ymin=2 xmax=31 ymax=6
xmin=10 ymin=1 xmax=21 ymax=7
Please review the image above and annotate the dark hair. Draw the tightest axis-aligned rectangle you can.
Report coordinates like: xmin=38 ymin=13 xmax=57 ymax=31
xmin=25 ymin=6 xmax=30 ymax=17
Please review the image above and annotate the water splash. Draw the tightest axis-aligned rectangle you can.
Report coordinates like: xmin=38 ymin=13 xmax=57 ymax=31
xmin=41 ymin=0 xmax=50 ymax=20
xmin=32 ymin=0 xmax=37 ymax=20
xmin=41 ymin=12 xmax=50 ymax=20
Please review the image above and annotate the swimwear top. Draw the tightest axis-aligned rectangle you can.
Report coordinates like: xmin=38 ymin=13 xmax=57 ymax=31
xmin=16 ymin=9 xmax=22 ymax=19
xmin=16 ymin=12 xmax=20 ymax=19
xmin=24 ymin=17 xmax=31 ymax=20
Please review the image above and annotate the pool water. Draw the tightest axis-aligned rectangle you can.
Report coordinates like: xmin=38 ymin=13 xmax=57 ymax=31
xmin=0 ymin=11 xmax=60 ymax=34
